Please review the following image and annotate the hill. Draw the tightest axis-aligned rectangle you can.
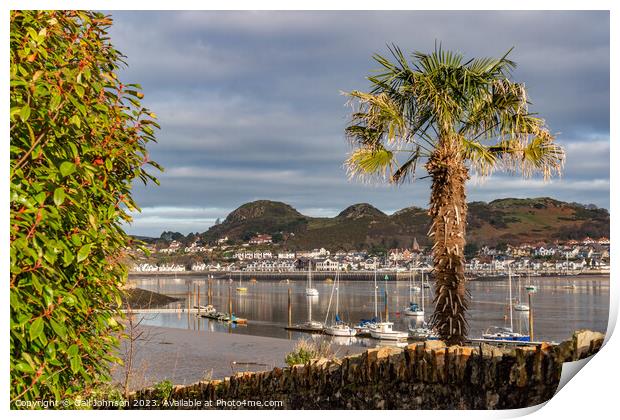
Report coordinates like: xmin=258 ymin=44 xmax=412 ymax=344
xmin=195 ymin=198 xmax=609 ymax=250
xmin=202 ymin=200 xmax=308 ymax=243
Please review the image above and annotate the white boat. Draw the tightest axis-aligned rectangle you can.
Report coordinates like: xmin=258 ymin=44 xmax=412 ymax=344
xmin=305 ymin=263 xmax=319 ymax=296
xmin=298 ymin=295 xmax=324 ymax=330
xmin=300 ymin=320 xmax=324 ymax=330
xmin=482 ymin=326 xmax=530 ymax=342
xmin=323 ymin=271 xmax=357 ymax=337
xmin=354 ymin=319 xmax=376 ymax=334
xmin=403 ymin=269 xmax=425 ymax=317
xmin=408 ymin=324 xmax=438 ymax=341
xmin=368 ymin=270 xmax=407 ymax=341
xmin=355 ymin=266 xmax=381 ymax=333
xmin=325 ymin=324 xmax=357 ymax=336
xmin=369 ymin=322 xmax=408 ymax=341
xmin=403 ymin=304 xmax=424 ymax=317
xmin=513 ymin=274 xmax=529 ymax=311
xmin=482 ymin=264 xmax=529 ymax=342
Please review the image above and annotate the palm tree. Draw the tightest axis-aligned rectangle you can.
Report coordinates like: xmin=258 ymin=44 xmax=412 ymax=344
xmin=344 ymin=45 xmax=564 ymax=344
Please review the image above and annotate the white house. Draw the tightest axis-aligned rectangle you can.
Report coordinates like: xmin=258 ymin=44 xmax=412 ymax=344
xmin=315 ymin=258 xmax=339 ymax=271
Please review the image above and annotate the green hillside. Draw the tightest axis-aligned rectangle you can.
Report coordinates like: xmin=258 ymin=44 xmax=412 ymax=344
xmin=195 ymin=197 xmax=609 ymax=250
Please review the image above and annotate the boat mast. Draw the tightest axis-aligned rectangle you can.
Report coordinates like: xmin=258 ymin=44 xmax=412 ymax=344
xmin=335 ymin=270 xmax=339 ymax=319
xmin=421 ymin=270 xmax=425 ymax=313
xmin=384 ymin=274 xmax=389 ymax=322
xmin=408 ymin=269 xmax=412 ymax=303
xmin=517 ymin=273 xmax=522 ymax=303
xmin=374 ymin=265 xmax=378 ymax=319
xmin=508 ymin=266 xmax=514 ymax=332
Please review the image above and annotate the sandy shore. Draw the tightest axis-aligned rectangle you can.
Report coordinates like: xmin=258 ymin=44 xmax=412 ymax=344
xmin=110 ymin=325 xmax=366 ymax=390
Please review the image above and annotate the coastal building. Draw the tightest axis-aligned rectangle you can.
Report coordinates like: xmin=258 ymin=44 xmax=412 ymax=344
xmin=315 ymin=258 xmax=339 ymax=271
xmin=534 ymin=246 xmax=556 ymax=257
xmin=133 ymin=263 xmax=186 ymax=272
xmin=184 ymin=241 xmax=207 ymax=253
xmin=249 ymin=234 xmax=273 ymax=245
xmin=244 ymin=259 xmax=296 ymax=271
xmin=160 ymin=240 xmax=182 ymax=254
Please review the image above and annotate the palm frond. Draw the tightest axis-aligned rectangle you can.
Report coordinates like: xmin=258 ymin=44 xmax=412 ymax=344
xmin=345 ymin=147 xmax=396 ymax=183
xmin=347 ymin=91 xmax=408 ymax=144
xmin=486 ymin=132 xmax=565 ymax=180
xmin=391 ymin=147 xmax=421 ymax=184
xmin=461 ymin=138 xmax=498 ymax=177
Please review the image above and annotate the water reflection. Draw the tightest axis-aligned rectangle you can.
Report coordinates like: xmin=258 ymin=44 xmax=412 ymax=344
xmin=127 ymin=275 xmax=609 ymax=344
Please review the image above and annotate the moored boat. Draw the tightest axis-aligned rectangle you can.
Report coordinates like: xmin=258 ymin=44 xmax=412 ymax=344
xmin=482 ymin=326 xmax=530 ymax=342
xmin=403 ymin=302 xmax=424 ymax=317
xmin=323 ymin=271 xmax=357 ymax=337
xmin=408 ymin=323 xmax=438 ymax=341
xmin=482 ymin=264 xmax=530 ymax=342
xmin=236 ymin=272 xmax=247 ymax=292
xmin=369 ymin=322 xmax=408 ymax=341
xmin=324 ymin=323 xmax=357 ymax=337
xmin=354 ymin=318 xmax=377 ymax=334
xmin=305 ymin=263 xmax=319 ymax=296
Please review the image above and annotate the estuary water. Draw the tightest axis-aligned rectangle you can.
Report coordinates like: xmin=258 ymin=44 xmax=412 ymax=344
xmin=126 ymin=274 xmax=609 ymax=345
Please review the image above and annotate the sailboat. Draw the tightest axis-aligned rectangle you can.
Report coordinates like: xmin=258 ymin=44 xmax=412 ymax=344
xmin=323 ymin=270 xmax=356 ymax=337
xmin=369 ymin=269 xmax=408 ymax=341
xmin=236 ymin=271 xmax=247 ymax=292
xmin=483 ymin=265 xmax=530 ymax=342
xmin=305 ymin=262 xmax=319 ymax=296
xmin=404 ymin=269 xmax=424 ymax=317
xmin=301 ymin=294 xmax=324 ymax=330
xmin=408 ymin=271 xmax=438 ymax=340
xmin=513 ymin=274 xmax=529 ymax=312
xmin=354 ymin=268 xmax=379 ymax=334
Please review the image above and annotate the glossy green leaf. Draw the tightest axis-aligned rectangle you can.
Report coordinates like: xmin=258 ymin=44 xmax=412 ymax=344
xmin=20 ymin=104 xmax=31 ymax=122
xmin=50 ymin=319 xmax=66 ymax=339
xmin=59 ymin=161 xmax=75 ymax=177
xmin=53 ymin=187 xmax=65 ymax=206
xmin=76 ymin=244 xmax=92 ymax=263
xmin=29 ymin=318 xmax=44 ymax=341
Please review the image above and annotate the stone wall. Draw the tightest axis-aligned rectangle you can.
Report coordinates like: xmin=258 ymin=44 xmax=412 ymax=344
xmin=128 ymin=330 xmax=605 ymax=410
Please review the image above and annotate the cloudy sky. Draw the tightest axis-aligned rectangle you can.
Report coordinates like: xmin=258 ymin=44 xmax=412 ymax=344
xmin=107 ymin=11 xmax=610 ymax=237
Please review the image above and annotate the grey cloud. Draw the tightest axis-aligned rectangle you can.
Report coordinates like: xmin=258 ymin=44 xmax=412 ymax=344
xmin=106 ymin=11 xmax=609 ymax=236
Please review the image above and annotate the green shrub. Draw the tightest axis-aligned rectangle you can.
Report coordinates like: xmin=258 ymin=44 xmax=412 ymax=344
xmin=10 ymin=10 xmax=160 ymax=405
xmin=153 ymin=380 xmax=174 ymax=401
xmin=285 ymin=339 xmax=333 ymax=366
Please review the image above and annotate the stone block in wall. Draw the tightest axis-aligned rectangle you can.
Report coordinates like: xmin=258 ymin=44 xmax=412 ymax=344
xmin=446 ymin=345 xmax=473 ymax=383
xmin=510 ymin=346 xmax=536 ymax=387
xmin=573 ymin=330 xmax=605 ymax=360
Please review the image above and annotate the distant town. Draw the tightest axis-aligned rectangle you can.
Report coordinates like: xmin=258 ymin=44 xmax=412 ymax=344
xmin=128 ymin=233 xmax=610 ymax=276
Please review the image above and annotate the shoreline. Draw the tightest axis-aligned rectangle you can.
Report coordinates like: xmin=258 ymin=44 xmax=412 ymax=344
xmin=128 ymin=271 xmax=610 ymax=280
xmin=110 ymin=324 xmax=366 ymax=391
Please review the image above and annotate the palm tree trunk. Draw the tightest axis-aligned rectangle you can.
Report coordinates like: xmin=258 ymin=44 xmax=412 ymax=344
xmin=426 ymin=141 xmax=469 ymax=345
